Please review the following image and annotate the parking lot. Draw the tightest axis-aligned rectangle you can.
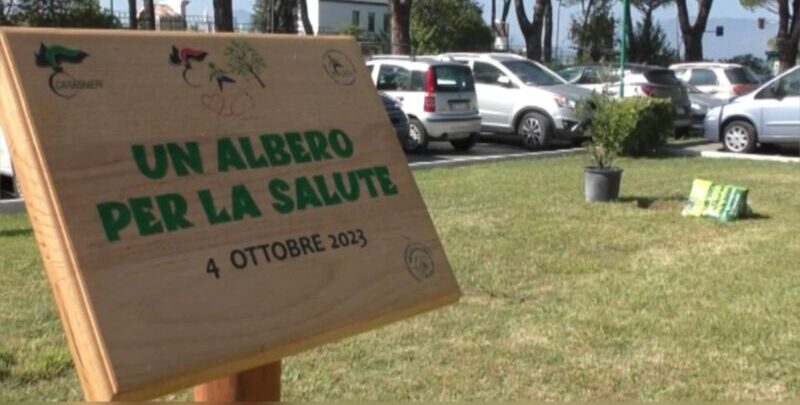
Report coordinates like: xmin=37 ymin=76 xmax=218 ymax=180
xmin=407 ymin=138 xmax=584 ymax=169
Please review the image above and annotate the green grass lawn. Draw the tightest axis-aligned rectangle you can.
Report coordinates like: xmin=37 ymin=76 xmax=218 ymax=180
xmin=2 ymin=155 xmax=799 ymax=400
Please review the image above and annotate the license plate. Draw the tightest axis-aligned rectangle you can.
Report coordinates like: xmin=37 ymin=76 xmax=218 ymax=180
xmin=449 ymin=101 xmax=469 ymax=111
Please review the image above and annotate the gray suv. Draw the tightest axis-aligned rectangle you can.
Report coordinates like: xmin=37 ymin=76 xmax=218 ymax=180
xmin=444 ymin=53 xmax=591 ymax=149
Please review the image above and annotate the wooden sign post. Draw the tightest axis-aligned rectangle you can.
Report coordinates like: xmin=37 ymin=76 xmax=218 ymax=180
xmin=194 ymin=362 xmax=281 ymax=401
xmin=0 ymin=28 xmax=460 ymax=400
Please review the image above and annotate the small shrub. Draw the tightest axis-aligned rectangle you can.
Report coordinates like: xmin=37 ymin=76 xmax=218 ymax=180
xmin=586 ymin=95 xmax=674 ymax=167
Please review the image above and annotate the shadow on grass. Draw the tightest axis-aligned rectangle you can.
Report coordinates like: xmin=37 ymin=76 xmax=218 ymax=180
xmin=0 ymin=228 xmax=32 ymax=238
xmin=741 ymin=210 xmax=771 ymax=221
xmin=618 ymin=195 xmax=686 ymax=209
xmin=618 ymin=195 xmax=771 ymax=221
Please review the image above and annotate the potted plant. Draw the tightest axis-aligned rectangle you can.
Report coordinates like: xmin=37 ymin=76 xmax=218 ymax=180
xmin=585 ymin=137 xmax=623 ymax=203
xmin=583 ymin=96 xmax=673 ymax=203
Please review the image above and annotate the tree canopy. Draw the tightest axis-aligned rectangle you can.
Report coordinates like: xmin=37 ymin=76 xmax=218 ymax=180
xmin=410 ymin=0 xmax=492 ymax=54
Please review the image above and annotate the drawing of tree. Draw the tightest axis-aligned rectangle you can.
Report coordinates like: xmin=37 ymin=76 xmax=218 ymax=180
xmin=224 ymin=40 xmax=266 ymax=88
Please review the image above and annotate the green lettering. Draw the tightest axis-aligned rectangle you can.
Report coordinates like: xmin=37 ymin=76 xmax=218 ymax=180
xmin=231 ymin=184 xmax=262 ymax=220
xmin=129 ymin=197 xmax=164 ymax=236
xmin=313 ymin=175 xmax=342 ymax=206
xmin=198 ymin=189 xmax=232 ymax=224
xmin=96 ymin=201 xmax=132 ymax=242
xmin=329 ymin=129 xmax=354 ymax=158
xmin=217 ymin=138 xmax=247 ymax=172
xmin=304 ymin=131 xmax=333 ymax=161
xmin=259 ymin=134 xmax=292 ymax=166
xmin=155 ymin=193 xmax=193 ymax=231
xmin=166 ymin=142 xmax=204 ymax=176
xmin=285 ymin=132 xmax=312 ymax=163
xmin=268 ymin=178 xmax=294 ymax=214
xmin=238 ymin=137 xmax=269 ymax=168
xmin=132 ymin=144 xmax=168 ymax=180
xmin=333 ymin=171 xmax=360 ymax=202
xmin=356 ymin=168 xmax=379 ymax=198
xmin=295 ymin=176 xmax=323 ymax=210
xmin=374 ymin=166 xmax=399 ymax=196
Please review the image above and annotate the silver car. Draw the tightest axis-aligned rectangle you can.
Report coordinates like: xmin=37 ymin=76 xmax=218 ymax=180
xmin=444 ymin=53 xmax=591 ymax=150
xmin=705 ymin=66 xmax=800 ymax=153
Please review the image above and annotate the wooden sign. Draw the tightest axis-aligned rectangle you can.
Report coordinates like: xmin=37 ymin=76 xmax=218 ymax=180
xmin=0 ymin=28 xmax=460 ymax=400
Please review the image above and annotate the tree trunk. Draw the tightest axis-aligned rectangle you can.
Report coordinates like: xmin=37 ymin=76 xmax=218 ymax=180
xmin=298 ymin=0 xmax=314 ymax=35
xmin=214 ymin=0 xmax=234 ymax=32
xmin=389 ymin=0 xmax=412 ymax=54
xmin=682 ymin=32 xmax=703 ymax=61
xmin=142 ymin=0 xmax=155 ymax=30
xmin=543 ymin=1 xmax=552 ymax=63
xmin=514 ymin=0 xmax=547 ymax=61
xmin=501 ymin=0 xmax=511 ymax=23
xmin=491 ymin=0 xmax=496 ymax=35
xmin=128 ymin=0 xmax=138 ymax=29
xmin=775 ymin=0 xmax=800 ymax=72
xmin=675 ymin=0 xmax=714 ymax=61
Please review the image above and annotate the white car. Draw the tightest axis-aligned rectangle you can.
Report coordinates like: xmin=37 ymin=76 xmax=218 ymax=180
xmin=366 ymin=56 xmax=482 ymax=152
xmin=0 ymin=129 xmax=20 ymax=198
xmin=559 ymin=63 xmax=693 ymax=135
xmin=670 ymin=62 xmax=761 ymax=100
xmin=443 ymin=53 xmax=591 ymax=149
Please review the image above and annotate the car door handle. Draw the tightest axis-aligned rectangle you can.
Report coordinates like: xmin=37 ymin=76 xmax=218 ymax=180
xmin=395 ymin=96 xmax=404 ymax=101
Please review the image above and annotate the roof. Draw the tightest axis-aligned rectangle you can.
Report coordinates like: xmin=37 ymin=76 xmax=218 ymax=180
xmin=366 ymin=55 xmax=467 ymax=68
xmin=563 ymin=63 xmax=671 ymax=73
xmin=440 ymin=52 xmax=527 ymax=62
xmin=669 ymin=62 xmax=743 ymax=69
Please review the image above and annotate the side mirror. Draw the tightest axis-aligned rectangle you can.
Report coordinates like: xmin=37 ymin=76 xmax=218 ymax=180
xmin=497 ymin=76 xmax=512 ymax=87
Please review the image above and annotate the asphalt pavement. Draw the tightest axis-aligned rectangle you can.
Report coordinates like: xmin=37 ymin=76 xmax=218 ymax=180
xmin=406 ymin=138 xmax=584 ymax=169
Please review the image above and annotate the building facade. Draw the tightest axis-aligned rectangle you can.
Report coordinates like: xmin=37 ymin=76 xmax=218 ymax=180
xmin=304 ymin=0 xmax=390 ymax=36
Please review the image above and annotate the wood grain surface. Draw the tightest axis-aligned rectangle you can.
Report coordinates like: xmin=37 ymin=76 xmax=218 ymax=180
xmin=0 ymin=28 xmax=460 ymax=400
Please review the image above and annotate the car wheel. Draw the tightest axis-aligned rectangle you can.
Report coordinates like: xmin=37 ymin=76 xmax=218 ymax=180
xmin=450 ymin=133 xmax=478 ymax=151
xmin=405 ymin=118 xmax=429 ymax=153
xmin=517 ymin=112 xmax=551 ymax=150
xmin=723 ymin=120 xmax=757 ymax=153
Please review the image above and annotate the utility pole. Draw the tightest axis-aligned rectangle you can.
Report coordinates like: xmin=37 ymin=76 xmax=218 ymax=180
xmin=619 ymin=0 xmax=630 ymax=97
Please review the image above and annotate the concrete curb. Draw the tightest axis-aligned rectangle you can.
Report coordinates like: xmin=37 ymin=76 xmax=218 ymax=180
xmin=660 ymin=146 xmax=800 ymax=164
xmin=665 ymin=139 xmax=714 ymax=148
xmin=409 ymin=147 xmax=585 ymax=170
xmin=0 ymin=198 xmax=26 ymax=214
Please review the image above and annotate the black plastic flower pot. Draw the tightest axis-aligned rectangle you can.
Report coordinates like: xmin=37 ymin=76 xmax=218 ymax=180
xmin=584 ymin=166 xmax=623 ymax=202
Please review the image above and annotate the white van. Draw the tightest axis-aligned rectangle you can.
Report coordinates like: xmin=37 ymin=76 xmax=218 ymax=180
xmin=366 ymin=56 xmax=482 ymax=152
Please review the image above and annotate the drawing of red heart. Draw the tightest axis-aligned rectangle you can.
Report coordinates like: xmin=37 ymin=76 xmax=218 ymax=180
xmin=201 ymin=93 xmax=225 ymax=115
xmin=229 ymin=92 xmax=255 ymax=117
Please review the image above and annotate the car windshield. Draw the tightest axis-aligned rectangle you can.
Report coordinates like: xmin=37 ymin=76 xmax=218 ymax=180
xmin=558 ymin=67 xmax=582 ymax=82
xmin=725 ymin=67 xmax=760 ymax=85
xmin=502 ymin=60 xmax=564 ymax=86
xmin=433 ymin=65 xmax=475 ymax=92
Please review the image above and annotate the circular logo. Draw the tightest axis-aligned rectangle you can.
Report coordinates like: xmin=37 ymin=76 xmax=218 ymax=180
xmin=322 ymin=50 xmax=356 ymax=86
xmin=404 ymin=243 xmax=435 ymax=281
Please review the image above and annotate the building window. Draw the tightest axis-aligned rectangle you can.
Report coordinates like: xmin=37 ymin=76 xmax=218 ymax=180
xmin=352 ymin=10 xmax=360 ymax=27
xmin=383 ymin=14 xmax=390 ymax=32
xmin=368 ymin=12 xmax=376 ymax=32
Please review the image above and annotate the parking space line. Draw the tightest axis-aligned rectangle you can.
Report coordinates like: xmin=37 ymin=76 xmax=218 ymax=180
xmin=409 ymin=147 xmax=585 ymax=170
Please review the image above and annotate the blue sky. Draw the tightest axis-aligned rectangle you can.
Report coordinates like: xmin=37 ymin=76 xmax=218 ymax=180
xmin=100 ymin=0 xmax=777 ymax=57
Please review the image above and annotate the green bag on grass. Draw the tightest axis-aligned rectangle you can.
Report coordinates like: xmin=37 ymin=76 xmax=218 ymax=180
xmin=682 ymin=179 xmax=749 ymax=222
